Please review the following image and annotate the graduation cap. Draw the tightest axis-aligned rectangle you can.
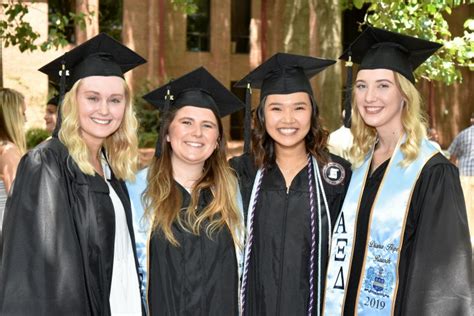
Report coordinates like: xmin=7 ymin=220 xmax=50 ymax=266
xmin=234 ymin=52 xmax=336 ymax=152
xmin=143 ymin=67 xmax=245 ymax=157
xmin=339 ymin=26 xmax=442 ymax=127
xmin=38 ymin=33 xmax=146 ymax=136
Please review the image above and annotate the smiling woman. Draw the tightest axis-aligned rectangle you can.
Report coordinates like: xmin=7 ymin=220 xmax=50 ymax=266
xmin=0 ymin=33 xmax=147 ymax=315
xmin=62 ymin=76 xmax=128 ymax=176
xmin=166 ymin=106 xmax=220 ymax=172
xmin=230 ymin=53 xmax=352 ymax=316
xmin=323 ymin=27 xmax=471 ymax=316
xmin=134 ymin=67 xmax=245 ymax=316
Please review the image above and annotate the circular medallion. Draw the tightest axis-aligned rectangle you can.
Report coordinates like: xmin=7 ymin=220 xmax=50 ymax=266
xmin=322 ymin=162 xmax=345 ymax=186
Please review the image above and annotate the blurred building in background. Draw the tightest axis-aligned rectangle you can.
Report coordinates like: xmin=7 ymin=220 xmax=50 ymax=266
xmin=1 ymin=0 xmax=472 ymax=149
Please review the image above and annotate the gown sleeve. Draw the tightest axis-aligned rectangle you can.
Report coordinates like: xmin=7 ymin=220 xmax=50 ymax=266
xmin=398 ymin=158 xmax=472 ymax=315
xmin=0 ymin=146 xmax=89 ymax=315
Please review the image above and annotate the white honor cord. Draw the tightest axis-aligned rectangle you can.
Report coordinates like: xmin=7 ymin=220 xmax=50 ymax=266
xmin=313 ymin=157 xmax=332 ymax=251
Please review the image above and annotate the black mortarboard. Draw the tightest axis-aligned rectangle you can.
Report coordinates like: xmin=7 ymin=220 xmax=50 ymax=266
xmin=235 ymin=52 xmax=336 ymax=100
xmin=38 ymin=33 xmax=146 ymax=136
xmin=143 ymin=67 xmax=245 ymax=157
xmin=234 ymin=52 xmax=336 ymax=152
xmin=339 ymin=26 xmax=442 ymax=128
xmin=340 ymin=26 xmax=442 ymax=83
xmin=47 ymin=95 xmax=60 ymax=107
xmin=39 ymin=33 xmax=146 ymax=91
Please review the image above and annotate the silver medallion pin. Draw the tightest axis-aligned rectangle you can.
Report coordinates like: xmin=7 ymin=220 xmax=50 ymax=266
xmin=322 ymin=162 xmax=345 ymax=185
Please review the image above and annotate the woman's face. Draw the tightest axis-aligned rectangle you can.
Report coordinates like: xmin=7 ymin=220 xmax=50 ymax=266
xmin=167 ymin=106 xmax=220 ymax=169
xmin=44 ymin=104 xmax=57 ymax=133
xmin=77 ymin=76 xmax=126 ymax=148
xmin=354 ymin=69 xmax=405 ymax=134
xmin=263 ymin=92 xmax=312 ymax=153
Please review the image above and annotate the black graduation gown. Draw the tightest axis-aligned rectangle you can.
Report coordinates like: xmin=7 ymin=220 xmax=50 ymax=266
xmin=344 ymin=153 xmax=472 ymax=315
xmin=147 ymin=184 xmax=239 ymax=316
xmin=0 ymin=138 xmax=144 ymax=316
xmin=230 ymin=153 xmax=351 ymax=316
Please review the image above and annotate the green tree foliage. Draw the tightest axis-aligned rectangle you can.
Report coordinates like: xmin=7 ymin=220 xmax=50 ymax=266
xmin=171 ymin=0 xmax=198 ymax=14
xmin=345 ymin=0 xmax=474 ymax=84
xmin=26 ymin=128 xmax=50 ymax=149
xmin=0 ymin=1 xmax=93 ymax=52
xmin=133 ymin=82 xmax=160 ymax=148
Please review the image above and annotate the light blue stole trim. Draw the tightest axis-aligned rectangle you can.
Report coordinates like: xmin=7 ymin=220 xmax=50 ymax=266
xmin=126 ymin=167 xmax=150 ymax=314
xmin=323 ymin=150 xmax=371 ymax=315
xmin=356 ymin=139 xmax=437 ymax=315
xmin=323 ymin=138 xmax=438 ymax=316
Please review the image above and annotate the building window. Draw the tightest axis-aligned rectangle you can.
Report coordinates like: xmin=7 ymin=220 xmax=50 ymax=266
xmin=230 ymin=81 xmax=246 ymax=140
xmin=231 ymin=0 xmax=250 ymax=54
xmin=99 ymin=0 xmax=123 ymax=41
xmin=48 ymin=0 xmax=76 ymax=43
xmin=187 ymin=0 xmax=210 ymax=52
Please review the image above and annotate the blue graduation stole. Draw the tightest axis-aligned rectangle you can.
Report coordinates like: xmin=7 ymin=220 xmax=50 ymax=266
xmin=323 ymin=137 xmax=438 ymax=315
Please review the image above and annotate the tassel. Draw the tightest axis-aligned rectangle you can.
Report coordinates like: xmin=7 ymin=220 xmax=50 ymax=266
xmin=243 ymin=82 xmax=252 ymax=153
xmin=155 ymin=84 xmax=172 ymax=158
xmin=53 ymin=59 xmax=68 ymax=138
xmin=343 ymin=54 xmax=353 ymax=129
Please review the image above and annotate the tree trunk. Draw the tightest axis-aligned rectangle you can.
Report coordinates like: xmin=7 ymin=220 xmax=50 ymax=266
xmin=75 ymin=0 xmax=99 ymax=44
xmin=313 ymin=0 xmax=343 ymax=132
xmin=0 ymin=40 xmax=3 ymax=88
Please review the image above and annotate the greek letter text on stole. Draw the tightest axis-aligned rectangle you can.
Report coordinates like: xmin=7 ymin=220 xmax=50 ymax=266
xmin=322 ymin=138 xmax=438 ymax=315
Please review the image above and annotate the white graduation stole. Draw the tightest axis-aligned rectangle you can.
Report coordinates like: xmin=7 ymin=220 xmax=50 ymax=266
xmin=323 ymin=137 xmax=437 ymax=315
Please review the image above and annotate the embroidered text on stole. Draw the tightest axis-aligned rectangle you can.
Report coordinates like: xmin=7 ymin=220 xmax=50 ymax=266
xmin=323 ymin=139 xmax=437 ymax=315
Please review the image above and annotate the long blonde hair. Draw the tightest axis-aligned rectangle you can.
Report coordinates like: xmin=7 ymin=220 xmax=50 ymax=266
xmin=0 ymin=88 xmax=26 ymax=154
xmin=350 ymin=71 xmax=427 ymax=168
xmin=59 ymin=78 xmax=139 ymax=180
xmin=144 ymin=106 xmax=243 ymax=247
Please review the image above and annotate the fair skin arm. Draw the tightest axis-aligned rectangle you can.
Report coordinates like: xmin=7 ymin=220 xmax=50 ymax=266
xmin=0 ymin=143 xmax=22 ymax=192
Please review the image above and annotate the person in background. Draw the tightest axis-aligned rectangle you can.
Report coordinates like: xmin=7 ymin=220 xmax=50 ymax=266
xmin=232 ymin=53 xmax=352 ymax=316
xmin=139 ymin=67 xmax=245 ymax=315
xmin=44 ymin=95 xmax=59 ymax=134
xmin=0 ymin=88 xmax=26 ymax=233
xmin=323 ymin=26 xmax=471 ymax=315
xmin=449 ymin=113 xmax=474 ymax=243
xmin=327 ymin=109 xmax=354 ymax=161
xmin=0 ymin=33 xmax=147 ymax=315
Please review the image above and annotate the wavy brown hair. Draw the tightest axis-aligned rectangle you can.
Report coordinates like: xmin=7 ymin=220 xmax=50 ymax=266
xmin=350 ymin=71 xmax=427 ymax=168
xmin=143 ymin=106 xmax=243 ymax=247
xmin=251 ymin=94 xmax=329 ymax=168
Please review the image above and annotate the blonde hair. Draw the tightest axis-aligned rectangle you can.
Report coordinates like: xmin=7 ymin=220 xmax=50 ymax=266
xmin=350 ymin=71 xmax=427 ymax=168
xmin=59 ymin=78 xmax=139 ymax=181
xmin=0 ymin=88 xmax=26 ymax=154
xmin=144 ymin=106 xmax=243 ymax=248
